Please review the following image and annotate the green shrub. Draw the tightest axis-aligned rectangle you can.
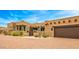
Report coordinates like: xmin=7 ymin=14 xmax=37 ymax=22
xmin=34 ymin=32 xmax=49 ymax=38
xmin=9 ymin=31 xmax=23 ymax=36
xmin=42 ymin=32 xmax=49 ymax=38
xmin=34 ymin=34 xmax=39 ymax=37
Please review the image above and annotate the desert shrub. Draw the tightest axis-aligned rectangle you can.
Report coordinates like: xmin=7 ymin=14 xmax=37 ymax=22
xmin=34 ymin=34 xmax=39 ymax=37
xmin=42 ymin=32 xmax=49 ymax=38
xmin=34 ymin=33 xmax=39 ymax=37
xmin=34 ymin=32 xmax=49 ymax=38
xmin=9 ymin=31 xmax=23 ymax=36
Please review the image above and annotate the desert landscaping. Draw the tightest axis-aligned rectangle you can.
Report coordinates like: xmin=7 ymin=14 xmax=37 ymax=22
xmin=0 ymin=34 xmax=79 ymax=49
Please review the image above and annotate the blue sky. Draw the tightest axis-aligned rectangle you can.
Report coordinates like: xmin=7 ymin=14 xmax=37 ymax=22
xmin=0 ymin=10 xmax=79 ymax=27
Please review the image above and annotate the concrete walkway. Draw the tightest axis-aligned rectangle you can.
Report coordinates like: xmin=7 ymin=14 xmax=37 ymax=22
xmin=0 ymin=35 xmax=79 ymax=49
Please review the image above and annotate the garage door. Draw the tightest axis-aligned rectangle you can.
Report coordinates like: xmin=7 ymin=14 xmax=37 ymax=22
xmin=54 ymin=25 xmax=79 ymax=38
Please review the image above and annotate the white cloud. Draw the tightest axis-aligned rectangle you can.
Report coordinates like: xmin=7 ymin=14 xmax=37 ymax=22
xmin=56 ymin=10 xmax=79 ymax=16
xmin=37 ymin=20 xmax=45 ymax=23
xmin=48 ymin=10 xmax=79 ymax=20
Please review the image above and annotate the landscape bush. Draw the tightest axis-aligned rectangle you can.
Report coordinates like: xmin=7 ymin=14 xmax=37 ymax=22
xmin=42 ymin=32 xmax=49 ymax=38
xmin=8 ymin=31 xmax=23 ymax=36
xmin=34 ymin=33 xmax=39 ymax=37
xmin=13 ymin=31 xmax=23 ymax=36
xmin=34 ymin=32 xmax=49 ymax=38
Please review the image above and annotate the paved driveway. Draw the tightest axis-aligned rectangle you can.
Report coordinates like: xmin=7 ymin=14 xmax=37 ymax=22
xmin=0 ymin=35 xmax=79 ymax=49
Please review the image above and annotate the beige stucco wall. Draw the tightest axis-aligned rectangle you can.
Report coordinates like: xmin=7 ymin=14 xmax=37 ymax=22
xmin=42 ymin=16 xmax=79 ymax=37
xmin=6 ymin=16 xmax=79 ymax=37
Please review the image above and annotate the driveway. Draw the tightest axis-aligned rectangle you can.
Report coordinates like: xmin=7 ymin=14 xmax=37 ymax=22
xmin=0 ymin=35 xmax=79 ymax=49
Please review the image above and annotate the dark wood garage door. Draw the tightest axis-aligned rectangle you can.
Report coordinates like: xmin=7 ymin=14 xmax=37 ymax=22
xmin=54 ymin=25 xmax=79 ymax=38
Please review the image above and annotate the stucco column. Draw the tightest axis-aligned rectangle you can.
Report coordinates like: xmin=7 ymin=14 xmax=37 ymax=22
xmin=18 ymin=26 xmax=20 ymax=31
xmin=21 ymin=26 xmax=24 ymax=31
xmin=15 ymin=26 xmax=17 ymax=31
xmin=53 ymin=27 xmax=55 ymax=37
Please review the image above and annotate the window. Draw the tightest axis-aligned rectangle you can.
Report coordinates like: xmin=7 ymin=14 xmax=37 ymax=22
xmin=33 ymin=27 xmax=38 ymax=30
xmin=50 ymin=22 xmax=52 ymax=25
xmin=68 ymin=20 xmax=71 ymax=23
xmin=19 ymin=26 xmax=21 ymax=31
xmin=45 ymin=23 xmax=48 ymax=26
xmin=54 ymin=22 xmax=56 ymax=24
xmin=45 ymin=23 xmax=48 ymax=25
xmin=58 ymin=21 xmax=60 ymax=24
xmin=38 ymin=26 xmax=39 ymax=28
xmin=63 ymin=21 xmax=65 ymax=23
xmin=51 ymin=28 xmax=53 ymax=31
xmin=34 ymin=31 xmax=36 ymax=32
xmin=41 ymin=26 xmax=45 ymax=31
xmin=74 ymin=19 xmax=77 ymax=22
xmin=23 ymin=26 xmax=26 ymax=31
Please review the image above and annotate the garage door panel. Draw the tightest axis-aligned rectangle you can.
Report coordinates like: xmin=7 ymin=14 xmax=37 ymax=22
xmin=54 ymin=26 xmax=79 ymax=38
